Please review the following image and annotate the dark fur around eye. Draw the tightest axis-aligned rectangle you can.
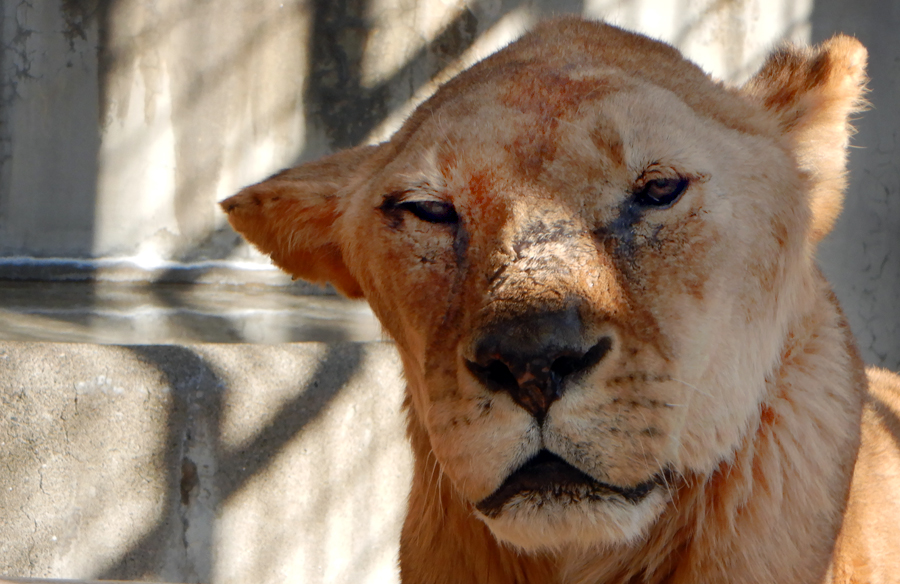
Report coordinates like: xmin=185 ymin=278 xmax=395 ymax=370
xmin=398 ymin=200 xmax=459 ymax=224
xmin=634 ymin=177 xmax=689 ymax=208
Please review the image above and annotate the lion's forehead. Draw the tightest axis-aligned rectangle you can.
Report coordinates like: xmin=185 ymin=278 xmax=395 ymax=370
xmin=392 ymin=80 xmax=736 ymax=204
xmin=393 ymin=22 xmax=772 ymax=166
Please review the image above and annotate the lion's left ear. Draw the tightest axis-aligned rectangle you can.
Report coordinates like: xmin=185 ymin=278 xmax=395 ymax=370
xmin=220 ymin=144 xmax=382 ymax=298
xmin=742 ymin=36 xmax=868 ymax=243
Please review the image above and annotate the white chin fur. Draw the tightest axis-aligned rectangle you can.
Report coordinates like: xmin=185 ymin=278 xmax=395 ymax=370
xmin=478 ymin=490 xmax=668 ymax=552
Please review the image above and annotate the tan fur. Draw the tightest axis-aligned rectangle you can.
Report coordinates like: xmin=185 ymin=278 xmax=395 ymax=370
xmin=829 ymin=368 xmax=900 ymax=583
xmin=221 ymin=17 xmax=900 ymax=583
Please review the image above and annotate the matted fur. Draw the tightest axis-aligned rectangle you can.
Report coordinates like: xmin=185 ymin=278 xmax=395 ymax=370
xmin=222 ymin=17 xmax=900 ymax=584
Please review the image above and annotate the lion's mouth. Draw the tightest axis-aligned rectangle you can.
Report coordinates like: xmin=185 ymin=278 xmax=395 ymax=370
xmin=475 ymin=449 xmax=663 ymax=517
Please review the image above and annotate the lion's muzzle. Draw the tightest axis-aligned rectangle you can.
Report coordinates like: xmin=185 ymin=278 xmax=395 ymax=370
xmin=465 ymin=306 xmax=614 ymax=422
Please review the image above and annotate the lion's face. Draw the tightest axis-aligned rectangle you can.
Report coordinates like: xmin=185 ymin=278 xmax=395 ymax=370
xmin=223 ymin=18 xmax=866 ymax=554
xmin=340 ymin=64 xmax=808 ymax=549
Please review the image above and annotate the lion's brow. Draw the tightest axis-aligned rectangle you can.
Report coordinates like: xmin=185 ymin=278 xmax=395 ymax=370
xmin=590 ymin=117 xmax=626 ymax=169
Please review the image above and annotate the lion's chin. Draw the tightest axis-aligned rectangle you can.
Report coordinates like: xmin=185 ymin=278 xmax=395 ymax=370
xmin=473 ymin=450 xmax=670 ymax=552
xmin=477 ymin=491 xmax=669 ymax=552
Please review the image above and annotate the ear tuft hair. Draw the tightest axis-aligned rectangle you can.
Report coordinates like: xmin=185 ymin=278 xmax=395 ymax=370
xmin=743 ymin=35 xmax=868 ymax=243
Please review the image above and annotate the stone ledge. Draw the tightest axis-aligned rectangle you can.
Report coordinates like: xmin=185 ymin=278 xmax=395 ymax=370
xmin=0 ymin=258 xmax=309 ymax=289
xmin=0 ymin=342 xmax=410 ymax=584
xmin=0 ymin=281 xmax=381 ymax=344
xmin=2 ymin=579 xmax=175 ymax=584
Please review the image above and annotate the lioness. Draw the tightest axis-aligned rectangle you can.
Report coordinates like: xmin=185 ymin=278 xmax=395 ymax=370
xmin=221 ymin=17 xmax=900 ymax=584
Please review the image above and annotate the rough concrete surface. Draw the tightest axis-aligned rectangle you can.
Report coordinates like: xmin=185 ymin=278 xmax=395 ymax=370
xmin=1 ymin=580 xmax=169 ymax=584
xmin=0 ymin=342 xmax=410 ymax=584
xmin=0 ymin=281 xmax=381 ymax=345
xmin=1 ymin=580 xmax=170 ymax=584
xmin=811 ymin=0 xmax=900 ymax=372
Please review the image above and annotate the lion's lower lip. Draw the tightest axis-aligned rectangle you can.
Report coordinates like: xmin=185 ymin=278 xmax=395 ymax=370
xmin=475 ymin=450 xmax=659 ymax=517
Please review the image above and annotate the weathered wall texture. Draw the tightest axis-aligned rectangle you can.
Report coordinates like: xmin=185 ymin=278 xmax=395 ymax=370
xmin=1 ymin=0 xmax=311 ymax=262
xmin=0 ymin=341 xmax=409 ymax=584
xmin=0 ymin=0 xmax=816 ymax=262
xmin=0 ymin=1 xmax=896 ymax=358
xmin=811 ymin=1 xmax=900 ymax=371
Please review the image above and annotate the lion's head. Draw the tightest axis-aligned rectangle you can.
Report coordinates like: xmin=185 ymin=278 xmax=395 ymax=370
xmin=222 ymin=17 xmax=867 ymax=558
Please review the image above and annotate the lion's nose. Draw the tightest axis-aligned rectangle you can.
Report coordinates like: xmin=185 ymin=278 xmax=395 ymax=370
xmin=466 ymin=308 xmax=613 ymax=422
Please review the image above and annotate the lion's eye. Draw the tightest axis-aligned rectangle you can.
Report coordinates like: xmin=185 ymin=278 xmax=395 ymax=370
xmin=634 ymin=177 xmax=689 ymax=208
xmin=398 ymin=200 xmax=459 ymax=224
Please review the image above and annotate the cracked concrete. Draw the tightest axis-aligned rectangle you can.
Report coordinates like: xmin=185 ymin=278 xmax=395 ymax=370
xmin=812 ymin=0 xmax=900 ymax=371
xmin=0 ymin=342 xmax=410 ymax=584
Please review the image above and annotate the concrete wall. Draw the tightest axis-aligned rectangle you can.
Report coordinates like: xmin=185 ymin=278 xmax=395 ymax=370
xmin=0 ymin=341 xmax=409 ymax=584
xmin=0 ymin=0 xmax=814 ymax=262
xmin=810 ymin=1 xmax=900 ymax=371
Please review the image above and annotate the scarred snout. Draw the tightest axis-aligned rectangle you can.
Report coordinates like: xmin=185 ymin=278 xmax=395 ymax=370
xmin=461 ymin=205 xmax=623 ymax=422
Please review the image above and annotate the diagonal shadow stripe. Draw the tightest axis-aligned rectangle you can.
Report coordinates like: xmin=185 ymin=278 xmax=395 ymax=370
xmin=869 ymin=392 xmax=900 ymax=458
xmin=306 ymin=0 xmax=489 ymax=150
xmin=215 ymin=343 xmax=365 ymax=499
xmin=96 ymin=343 xmax=363 ymax=582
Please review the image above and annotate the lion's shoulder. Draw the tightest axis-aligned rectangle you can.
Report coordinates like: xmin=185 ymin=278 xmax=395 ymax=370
xmin=829 ymin=367 xmax=900 ymax=582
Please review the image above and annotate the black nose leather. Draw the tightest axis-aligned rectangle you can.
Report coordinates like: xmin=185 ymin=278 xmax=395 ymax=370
xmin=466 ymin=309 xmax=612 ymax=422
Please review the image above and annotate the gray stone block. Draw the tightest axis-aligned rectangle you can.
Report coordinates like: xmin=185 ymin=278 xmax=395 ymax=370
xmin=1 ymin=580 xmax=166 ymax=584
xmin=0 ymin=342 xmax=410 ymax=584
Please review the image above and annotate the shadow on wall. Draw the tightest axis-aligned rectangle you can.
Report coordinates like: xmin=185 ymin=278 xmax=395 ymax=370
xmin=0 ymin=0 xmax=106 ymax=329
xmin=810 ymin=0 xmax=900 ymax=371
xmin=0 ymin=0 xmax=100 ymax=259
xmin=84 ymin=0 xmax=516 ymax=266
xmin=95 ymin=344 xmax=365 ymax=582
xmin=305 ymin=0 xmax=541 ymax=150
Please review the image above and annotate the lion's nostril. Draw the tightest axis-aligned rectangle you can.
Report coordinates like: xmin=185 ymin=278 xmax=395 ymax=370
xmin=482 ymin=359 xmax=519 ymax=393
xmin=575 ymin=337 xmax=613 ymax=374
xmin=550 ymin=355 xmax=582 ymax=379
xmin=549 ymin=337 xmax=613 ymax=381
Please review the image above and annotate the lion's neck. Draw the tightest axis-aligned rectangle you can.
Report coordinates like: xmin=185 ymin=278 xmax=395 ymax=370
xmin=399 ymin=283 xmax=865 ymax=584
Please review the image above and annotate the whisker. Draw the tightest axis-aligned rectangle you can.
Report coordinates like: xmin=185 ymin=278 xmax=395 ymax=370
xmin=637 ymin=410 xmax=652 ymax=463
xmin=426 ymin=451 xmax=441 ymax=517
xmin=671 ymin=377 xmax=714 ymax=399
xmin=663 ymin=469 xmax=679 ymax=513
xmin=431 ymin=450 xmax=446 ymax=518
xmin=437 ymin=467 xmax=445 ymax=517
xmin=636 ymin=409 xmax=679 ymax=511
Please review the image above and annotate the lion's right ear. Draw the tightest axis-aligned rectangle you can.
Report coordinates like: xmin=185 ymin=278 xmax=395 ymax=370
xmin=220 ymin=144 xmax=381 ymax=298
